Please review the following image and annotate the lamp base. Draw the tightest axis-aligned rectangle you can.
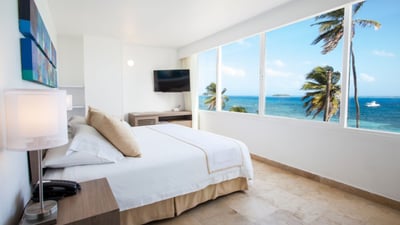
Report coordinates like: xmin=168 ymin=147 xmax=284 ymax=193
xmin=22 ymin=200 xmax=57 ymax=225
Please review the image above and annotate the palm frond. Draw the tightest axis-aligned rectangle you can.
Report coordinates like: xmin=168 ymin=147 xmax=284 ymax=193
xmin=354 ymin=19 xmax=381 ymax=30
xmin=312 ymin=107 xmax=324 ymax=119
xmin=301 ymin=66 xmax=341 ymax=121
xmin=352 ymin=2 xmax=364 ymax=14
xmin=311 ymin=19 xmax=343 ymax=32
xmin=311 ymin=26 xmax=343 ymax=54
xmin=314 ymin=8 xmax=344 ymax=21
xmin=302 ymin=82 xmax=325 ymax=91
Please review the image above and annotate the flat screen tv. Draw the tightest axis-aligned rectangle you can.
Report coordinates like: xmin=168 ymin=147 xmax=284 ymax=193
xmin=154 ymin=69 xmax=190 ymax=92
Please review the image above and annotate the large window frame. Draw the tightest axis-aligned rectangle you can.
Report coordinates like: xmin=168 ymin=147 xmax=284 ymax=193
xmin=197 ymin=3 xmax=398 ymax=134
xmin=200 ymin=5 xmax=352 ymax=121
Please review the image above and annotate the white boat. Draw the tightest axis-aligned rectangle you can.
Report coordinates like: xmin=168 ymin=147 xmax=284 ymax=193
xmin=366 ymin=101 xmax=380 ymax=107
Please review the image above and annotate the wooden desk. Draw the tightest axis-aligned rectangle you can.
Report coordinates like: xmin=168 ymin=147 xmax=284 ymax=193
xmin=57 ymin=178 xmax=119 ymax=225
xmin=128 ymin=111 xmax=192 ymax=127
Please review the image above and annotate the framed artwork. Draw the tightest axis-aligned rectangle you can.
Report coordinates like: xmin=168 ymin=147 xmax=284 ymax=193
xmin=18 ymin=0 xmax=57 ymax=87
xmin=20 ymin=38 xmax=57 ymax=88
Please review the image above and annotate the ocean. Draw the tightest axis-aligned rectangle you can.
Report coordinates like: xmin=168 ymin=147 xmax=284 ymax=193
xmin=199 ymin=95 xmax=400 ymax=133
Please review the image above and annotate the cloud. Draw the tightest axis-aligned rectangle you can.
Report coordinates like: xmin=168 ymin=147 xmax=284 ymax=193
xmin=221 ymin=65 xmax=246 ymax=77
xmin=266 ymin=74 xmax=305 ymax=96
xmin=360 ymin=73 xmax=375 ymax=82
xmin=272 ymin=59 xmax=285 ymax=68
xmin=267 ymin=59 xmax=286 ymax=68
xmin=265 ymin=68 xmax=292 ymax=77
xmin=235 ymin=39 xmax=252 ymax=47
xmin=372 ymin=50 xmax=395 ymax=57
xmin=302 ymin=60 xmax=313 ymax=65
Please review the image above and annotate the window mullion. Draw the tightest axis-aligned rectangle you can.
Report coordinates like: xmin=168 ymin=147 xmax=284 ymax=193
xmin=216 ymin=46 xmax=222 ymax=111
xmin=339 ymin=4 xmax=352 ymax=128
xmin=258 ymin=33 xmax=266 ymax=116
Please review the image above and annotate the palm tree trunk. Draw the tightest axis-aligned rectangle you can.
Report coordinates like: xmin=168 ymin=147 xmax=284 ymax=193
xmin=324 ymin=71 xmax=332 ymax=121
xmin=351 ymin=42 xmax=360 ymax=128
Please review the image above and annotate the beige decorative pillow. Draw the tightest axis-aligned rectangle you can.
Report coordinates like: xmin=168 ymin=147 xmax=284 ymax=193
xmin=87 ymin=107 xmax=141 ymax=157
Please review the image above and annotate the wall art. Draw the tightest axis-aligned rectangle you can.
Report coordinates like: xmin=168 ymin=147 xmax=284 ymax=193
xmin=20 ymin=38 xmax=57 ymax=88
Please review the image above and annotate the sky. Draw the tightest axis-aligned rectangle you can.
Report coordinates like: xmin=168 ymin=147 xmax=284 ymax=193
xmin=198 ymin=0 xmax=399 ymax=97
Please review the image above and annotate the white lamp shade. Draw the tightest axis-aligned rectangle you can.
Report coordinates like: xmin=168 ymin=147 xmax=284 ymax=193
xmin=5 ymin=89 xmax=68 ymax=151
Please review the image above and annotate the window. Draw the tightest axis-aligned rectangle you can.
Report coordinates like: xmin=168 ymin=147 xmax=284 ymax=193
xmin=196 ymin=1 xmax=400 ymax=134
xmin=347 ymin=0 xmax=400 ymax=133
xmin=264 ymin=11 xmax=342 ymax=123
xmin=221 ymin=35 xmax=260 ymax=114
xmin=198 ymin=49 xmax=217 ymax=111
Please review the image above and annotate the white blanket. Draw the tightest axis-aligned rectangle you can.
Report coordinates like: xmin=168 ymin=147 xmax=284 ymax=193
xmin=44 ymin=124 xmax=253 ymax=211
xmin=148 ymin=124 xmax=244 ymax=173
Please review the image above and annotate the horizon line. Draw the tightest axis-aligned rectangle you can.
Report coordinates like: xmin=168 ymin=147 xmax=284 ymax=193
xmin=199 ymin=95 xmax=400 ymax=98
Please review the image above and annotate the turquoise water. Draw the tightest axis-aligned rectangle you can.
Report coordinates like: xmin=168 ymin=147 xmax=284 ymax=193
xmin=199 ymin=95 xmax=400 ymax=133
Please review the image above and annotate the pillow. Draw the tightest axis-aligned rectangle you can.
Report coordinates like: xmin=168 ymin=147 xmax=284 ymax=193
xmin=68 ymin=115 xmax=87 ymax=126
xmin=67 ymin=124 xmax=124 ymax=162
xmin=43 ymin=143 xmax=113 ymax=168
xmin=68 ymin=116 xmax=87 ymax=138
xmin=87 ymin=107 xmax=141 ymax=157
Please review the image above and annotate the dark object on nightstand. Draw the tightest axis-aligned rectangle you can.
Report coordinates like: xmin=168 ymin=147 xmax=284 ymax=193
xmin=32 ymin=180 xmax=81 ymax=202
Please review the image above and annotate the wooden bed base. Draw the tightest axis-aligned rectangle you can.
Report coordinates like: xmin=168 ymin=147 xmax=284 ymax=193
xmin=120 ymin=177 xmax=248 ymax=225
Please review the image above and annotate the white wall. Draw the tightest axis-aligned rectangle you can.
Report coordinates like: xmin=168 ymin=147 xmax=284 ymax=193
xmin=123 ymin=44 xmax=180 ymax=114
xmin=0 ymin=0 xmax=57 ymax=224
xmin=57 ymin=36 xmax=84 ymax=86
xmin=83 ymin=36 xmax=124 ymax=117
xmin=199 ymin=111 xmax=400 ymax=201
xmin=81 ymin=36 xmax=181 ymax=118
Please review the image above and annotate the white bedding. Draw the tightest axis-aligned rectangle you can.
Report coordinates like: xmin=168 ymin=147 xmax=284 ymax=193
xmin=148 ymin=124 xmax=244 ymax=173
xmin=44 ymin=124 xmax=254 ymax=211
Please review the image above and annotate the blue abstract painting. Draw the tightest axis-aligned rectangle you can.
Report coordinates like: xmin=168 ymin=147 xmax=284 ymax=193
xmin=18 ymin=0 xmax=57 ymax=87
xmin=20 ymin=38 xmax=57 ymax=88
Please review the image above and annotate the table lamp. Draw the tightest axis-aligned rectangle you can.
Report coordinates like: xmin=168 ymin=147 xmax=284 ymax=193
xmin=4 ymin=89 xmax=68 ymax=224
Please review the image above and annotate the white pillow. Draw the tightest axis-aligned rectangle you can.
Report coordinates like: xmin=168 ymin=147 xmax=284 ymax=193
xmin=43 ymin=143 xmax=113 ymax=168
xmin=67 ymin=124 xmax=124 ymax=162
xmin=68 ymin=115 xmax=87 ymax=126
xmin=68 ymin=116 xmax=87 ymax=138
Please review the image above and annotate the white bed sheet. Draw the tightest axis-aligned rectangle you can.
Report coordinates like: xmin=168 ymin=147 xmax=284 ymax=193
xmin=148 ymin=124 xmax=244 ymax=173
xmin=44 ymin=124 xmax=254 ymax=211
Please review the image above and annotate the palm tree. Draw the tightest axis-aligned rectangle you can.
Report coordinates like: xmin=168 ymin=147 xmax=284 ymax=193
xmin=229 ymin=106 xmax=247 ymax=113
xmin=311 ymin=2 xmax=380 ymax=127
xmin=203 ymin=82 xmax=229 ymax=110
xmin=301 ymin=66 xmax=341 ymax=121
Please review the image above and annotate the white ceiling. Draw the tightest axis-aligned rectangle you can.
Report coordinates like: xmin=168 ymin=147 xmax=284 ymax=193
xmin=47 ymin=0 xmax=293 ymax=48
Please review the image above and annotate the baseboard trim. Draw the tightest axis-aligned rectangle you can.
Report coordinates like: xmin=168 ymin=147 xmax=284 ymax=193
xmin=251 ymin=153 xmax=400 ymax=211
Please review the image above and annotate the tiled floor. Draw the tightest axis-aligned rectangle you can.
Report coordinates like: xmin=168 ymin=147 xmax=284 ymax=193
xmin=149 ymin=159 xmax=400 ymax=225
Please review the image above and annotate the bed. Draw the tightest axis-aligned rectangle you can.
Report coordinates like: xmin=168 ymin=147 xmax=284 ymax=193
xmin=40 ymin=112 xmax=254 ymax=225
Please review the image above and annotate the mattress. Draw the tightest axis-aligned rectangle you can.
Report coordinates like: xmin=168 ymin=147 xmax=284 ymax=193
xmin=44 ymin=124 xmax=254 ymax=211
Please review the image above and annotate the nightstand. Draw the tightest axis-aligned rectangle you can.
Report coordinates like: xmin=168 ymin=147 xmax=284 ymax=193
xmin=56 ymin=178 xmax=119 ymax=225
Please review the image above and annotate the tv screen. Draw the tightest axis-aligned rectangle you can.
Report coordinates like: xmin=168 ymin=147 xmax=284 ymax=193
xmin=154 ymin=69 xmax=190 ymax=92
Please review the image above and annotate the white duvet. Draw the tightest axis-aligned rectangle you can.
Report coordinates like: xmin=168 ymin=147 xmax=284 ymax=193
xmin=44 ymin=124 xmax=254 ymax=211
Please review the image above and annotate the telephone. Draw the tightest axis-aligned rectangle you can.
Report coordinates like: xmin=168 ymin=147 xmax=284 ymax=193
xmin=32 ymin=180 xmax=81 ymax=202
